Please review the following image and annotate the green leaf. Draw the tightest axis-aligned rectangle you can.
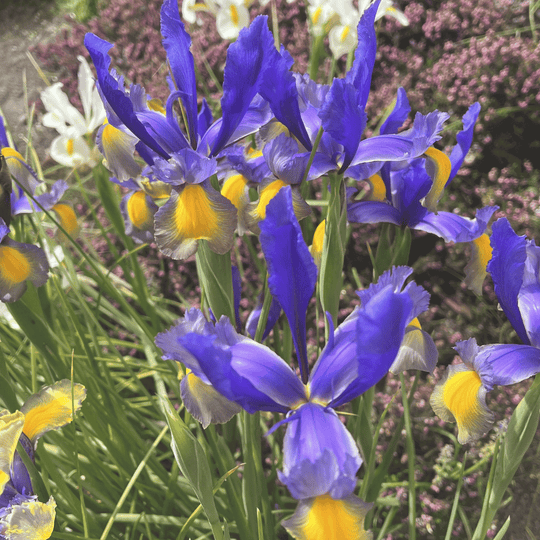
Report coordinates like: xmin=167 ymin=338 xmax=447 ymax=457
xmin=163 ymin=397 xmax=224 ymax=540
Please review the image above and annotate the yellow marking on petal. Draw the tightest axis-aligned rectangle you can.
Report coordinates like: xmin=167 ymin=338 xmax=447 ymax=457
xmin=0 ymin=245 xmax=31 ymax=285
xmin=102 ymin=122 xmax=125 ymax=150
xmin=472 ymin=234 xmax=492 ymax=269
xmin=409 ymin=317 xmax=421 ymax=329
xmin=147 ymin=98 xmax=166 ymax=115
xmin=442 ymin=369 xmax=483 ymax=432
xmin=221 ymin=174 xmax=249 ymax=210
xmin=1 ymin=147 xmax=25 ymax=162
xmin=0 ymin=411 xmax=25 ymax=477
xmin=246 ymin=148 xmax=263 ymax=159
xmin=367 ymin=174 xmax=386 ymax=201
xmin=126 ymin=192 xmax=151 ymax=229
xmin=310 ymin=220 xmax=326 ymax=268
xmin=21 ymin=381 xmax=86 ymax=443
xmin=464 ymin=234 xmax=493 ymax=295
xmin=301 ymin=495 xmax=371 ymax=540
xmin=66 ymin=139 xmax=74 ymax=156
xmin=1 ymin=497 xmax=56 ymax=540
xmin=52 ymin=204 xmax=79 ymax=237
xmin=423 ymin=146 xmax=452 ymax=213
xmin=340 ymin=26 xmax=350 ymax=43
xmin=0 ymin=469 xmax=9 ymax=494
xmin=230 ymin=4 xmax=239 ymax=26
xmin=175 ymin=184 xmax=219 ymax=240
xmin=312 ymin=6 xmax=323 ymax=25
xmin=253 ymin=180 xmax=287 ymax=220
xmin=141 ymin=179 xmax=171 ymax=199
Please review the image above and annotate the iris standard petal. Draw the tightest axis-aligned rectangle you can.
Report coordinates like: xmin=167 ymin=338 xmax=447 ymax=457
xmin=259 ymin=186 xmax=317 ymax=383
xmin=160 ymin=0 xmax=198 ymax=146
xmin=84 ymin=33 xmax=170 ymax=159
xmin=519 ymin=285 xmax=540 ymax=348
xmin=279 ymin=403 xmax=362 ymax=500
xmin=20 ymin=380 xmax=86 ymax=444
xmin=414 ymin=205 xmax=498 ymax=244
xmin=282 ymin=494 xmax=373 ymax=540
xmin=379 ymin=87 xmax=410 ymax=135
xmin=430 ymin=363 xmax=494 ymax=444
xmin=319 ymin=79 xmax=367 ymax=172
xmin=0 ymin=495 xmax=56 ymax=540
xmin=0 ymin=239 xmax=49 ymax=303
xmin=345 ymin=0 xmax=379 ymax=110
xmin=488 ymin=218 xmax=529 ymax=344
xmin=448 ymin=102 xmax=481 ymax=184
xmin=259 ymin=47 xmax=312 ymax=151
xmin=211 ymin=16 xmax=275 ymax=156
xmin=154 ymin=182 xmax=237 ymax=259
xmin=180 ymin=371 xmax=241 ymax=428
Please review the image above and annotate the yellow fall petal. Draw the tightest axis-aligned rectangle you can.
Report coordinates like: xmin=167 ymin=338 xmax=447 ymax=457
xmin=422 ymin=146 xmax=452 ymax=213
xmin=20 ymin=380 xmax=86 ymax=443
xmin=52 ymin=203 xmax=80 ymax=238
xmin=126 ymin=192 xmax=152 ymax=230
xmin=310 ymin=220 xmax=326 ymax=268
xmin=0 ymin=245 xmax=31 ymax=285
xmin=0 ymin=496 xmax=56 ymax=540
xmin=464 ymin=234 xmax=493 ymax=295
xmin=283 ymin=494 xmax=373 ymax=540
xmin=366 ymin=174 xmax=386 ymax=202
xmin=253 ymin=179 xmax=288 ymax=221
xmin=430 ymin=365 xmax=495 ymax=443
xmin=0 ymin=410 xmax=25 ymax=478
xmin=221 ymin=174 xmax=249 ymax=211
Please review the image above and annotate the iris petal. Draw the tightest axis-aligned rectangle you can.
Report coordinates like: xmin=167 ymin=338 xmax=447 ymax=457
xmin=430 ymin=364 xmax=494 ymax=444
xmin=379 ymin=87 xmax=410 ymax=135
xmin=0 ymin=411 xmax=25 ymax=481
xmin=488 ymin=218 xmax=529 ymax=344
xmin=259 ymin=186 xmax=317 ymax=383
xmin=0 ymin=495 xmax=56 ymax=540
xmin=282 ymin=494 xmax=373 ymax=540
xmin=20 ymin=380 xmax=86 ymax=444
xmin=154 ymin=182 xmax=237 ymax=259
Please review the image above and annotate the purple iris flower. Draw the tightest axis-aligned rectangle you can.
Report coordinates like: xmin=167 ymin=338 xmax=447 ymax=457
xmin=430 ymin=218 xmax=540 ymax=442
xmin=156 ymin=187 xmax=429 ymax=500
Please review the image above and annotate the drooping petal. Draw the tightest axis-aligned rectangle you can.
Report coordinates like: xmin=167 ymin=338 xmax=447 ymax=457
xmin=0 ymin=495 xmax=56 ymax=540
xmin=429 ymin=363 xmax=494 ymax=444
xmin=389 ymin=318 xmax=438 ymax=374
xmin=414 ymin=205 xmax=498 ymax=244
xmin=160 ymin=0 xmax=198 ymax=146
xmin=259 ymin=186 xmax=318 ymax=383
xmin=180 ymin=371 xmax=241 ymax=428
xmin=120 ymin=191 xmax=158 ymax=244
xmin=422 ymin=147 xmax=452 ymax=213
xmin=487 ymin=218 xmax=529 ymax=344
xmin=20 ymin=380 xmax=86 ymax=444
xmin=1 ymin=148 xmax=41 ymax=194
xmin=96 ymin=122 xmax=141 ymax=181
xmin=154 ymin=182 xmax=237 ymax=259
xmin=310 ymin=220 xmax=325 ymax=268
xmin=0 ymin=411 xmax=25 ymax=485
xmin=282 ymin=493 xmax=373 ymax=540
xmin=221 ymin=174 xmax=250 ymax=235
xmin=0 ymin=239 xmax=49 ymax=303
xmin=53 ymin=204 xmax=80 ymax=239
xmin=49 ymin=134 xmax=95 ymax=168
xmin=447 ymin=102 xmax=481 ymax=184
xmin=279 ymin=403 xmax=362 ymax=500
xmin=464 ymin=234 xmax=492 ymax=295
xmin=215 ymin=1 xmax=250 ymax=41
